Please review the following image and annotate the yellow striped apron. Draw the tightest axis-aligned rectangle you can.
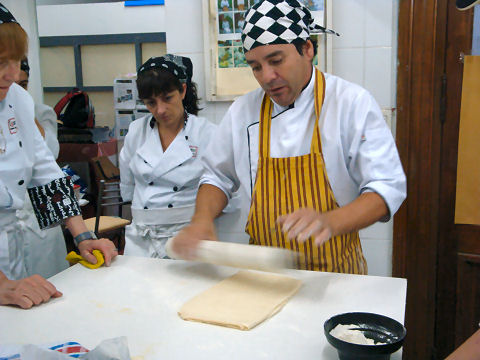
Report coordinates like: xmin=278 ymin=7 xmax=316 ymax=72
xmin=245 ymin=69 xmax=367 ymax=274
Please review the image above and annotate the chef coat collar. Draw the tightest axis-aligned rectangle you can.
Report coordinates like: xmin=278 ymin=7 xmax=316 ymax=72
xmin=137 ymin=116 xmax=194 ymax=178
xmin=271 ymin=65 xmax=314 ymax=118
xmin=149 ymin=111 xmax=189 ymax=129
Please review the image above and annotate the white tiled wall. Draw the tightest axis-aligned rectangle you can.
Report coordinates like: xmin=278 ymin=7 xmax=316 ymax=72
xmin=331 ymin=0 xmax=399 ymax=276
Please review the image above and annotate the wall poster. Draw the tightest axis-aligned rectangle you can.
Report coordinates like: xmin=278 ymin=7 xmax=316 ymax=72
xmin=203 ymin=0 xmax=330 ymax=101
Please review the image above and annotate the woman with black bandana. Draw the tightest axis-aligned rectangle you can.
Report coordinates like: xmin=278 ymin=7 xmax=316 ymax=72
xmin=0 ymin=3 xmax=117 ymax=309
xmin=119 ymin=55 xmax=216 ymax=258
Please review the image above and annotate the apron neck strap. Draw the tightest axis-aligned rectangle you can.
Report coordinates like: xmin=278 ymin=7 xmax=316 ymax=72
xmin=259 ymin=68 xmax=326 ymax=158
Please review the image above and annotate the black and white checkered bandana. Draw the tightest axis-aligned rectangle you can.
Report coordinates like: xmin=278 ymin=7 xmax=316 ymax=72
xmin=0 ymin=3 xmax=18 ymax=25
xmin=138 ymin=54 xmax=193 ymax=83
xmin=242 ymin=0 xmax=339 ymax=52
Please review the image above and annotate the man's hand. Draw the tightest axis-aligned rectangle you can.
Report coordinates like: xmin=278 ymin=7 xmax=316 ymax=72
xmin=171 ymin=220 xmax=217 ymax=260
xmin=0 ymin=274 xmax=62 ymax=309
xmin=277 ymin=208 xmax=334 ymax=247
xmin=77 ymin=238 xmax=118 ymax=266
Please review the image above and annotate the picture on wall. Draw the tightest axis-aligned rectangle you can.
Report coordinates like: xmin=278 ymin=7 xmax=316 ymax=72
xmin=205 ymin=0 xmax=329 ymax=100
xmin=300 ymin=0 xmax=324 ymax=11
xmin=216 ymin=2 xmax=249 ymax=67
xmin=216 ymin=0 xmax=325 ymax=69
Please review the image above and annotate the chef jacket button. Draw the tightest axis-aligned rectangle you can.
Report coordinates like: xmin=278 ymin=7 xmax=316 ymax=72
xmin=18 ymin=180 xmax=24 ymax=185
xmin=178 ymin=163 xmax=182 ymax=167
xmin=144 ymin=206 xmax=148 ymax=209
xmin=168 ymin=204 xmax=173 ymax=208
xmin=19 ymin=141 xmax=22 ymax=147
xmin=185 ymin=135 xmax=188 ymax=140
xmin=173 ymin=186 xmax=178 ymax=191
xmin=144 ymin=160 xmax=147 ymax=164
xmin=149 ymin=181 xmax=154 ymax=186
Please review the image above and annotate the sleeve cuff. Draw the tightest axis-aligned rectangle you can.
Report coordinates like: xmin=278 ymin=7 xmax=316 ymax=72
xmin=28 ymin=177 xmax=82 ymax=229
xmin=361 ymin=181 xmax=407 ymax=222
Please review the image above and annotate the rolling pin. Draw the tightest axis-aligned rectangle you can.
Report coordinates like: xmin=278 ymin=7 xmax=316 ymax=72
xmin=165 ymin=238 xmax=298 ymax=272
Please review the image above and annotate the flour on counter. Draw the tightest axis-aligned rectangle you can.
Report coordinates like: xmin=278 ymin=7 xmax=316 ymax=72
xmin=330 ymin=324 xmax=386 ymax=345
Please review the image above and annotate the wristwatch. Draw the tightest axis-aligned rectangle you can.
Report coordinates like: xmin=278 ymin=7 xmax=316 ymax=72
xmin=73 ymin=231 xmax=98 ymax=247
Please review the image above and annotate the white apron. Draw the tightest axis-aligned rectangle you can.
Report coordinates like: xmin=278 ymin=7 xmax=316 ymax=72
xmin=124 ymin=205 xmax=195 ymax=258
xmin=0 ymin=211 xmax=27 ymax=280
xmin=17 ymin=195 xmax=69 ymax=278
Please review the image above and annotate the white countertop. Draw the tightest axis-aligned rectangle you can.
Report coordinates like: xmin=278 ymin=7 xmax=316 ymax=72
xmin=0 ymin=256 xmax=406 ymax=359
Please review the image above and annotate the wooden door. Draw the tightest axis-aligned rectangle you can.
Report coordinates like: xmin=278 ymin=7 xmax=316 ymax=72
xmin=394 ymin=1 xmax=480 ymax=359
xmin=435 ymin=2 xmax=480 ymax=357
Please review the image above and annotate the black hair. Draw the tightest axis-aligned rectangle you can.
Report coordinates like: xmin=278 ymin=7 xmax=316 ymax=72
xmin=136 ymin=68 xmax=201 ymax=116
xmin=292 ymin=37 xmax=318 ymax=57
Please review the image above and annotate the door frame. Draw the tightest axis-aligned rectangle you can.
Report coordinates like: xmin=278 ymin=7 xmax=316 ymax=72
xmin=394 ymin=1 xmax=474 ymax=358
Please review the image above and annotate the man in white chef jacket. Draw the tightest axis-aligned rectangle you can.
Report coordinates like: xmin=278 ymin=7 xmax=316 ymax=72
xmin=172 ymin=0 xmax=406 ymax=273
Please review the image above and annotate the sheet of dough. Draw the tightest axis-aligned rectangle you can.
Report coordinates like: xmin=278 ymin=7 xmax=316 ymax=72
xmin=178 ymin=270 xmax=302 ymax=330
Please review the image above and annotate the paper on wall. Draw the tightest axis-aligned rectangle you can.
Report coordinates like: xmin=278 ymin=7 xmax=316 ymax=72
xmin=455 ymin=55 xmax=480 ymax=225
xmin=114 ymin=78 xmax=137 ymax=110
xmin=115 ymin=110 xmax=136 ymax=140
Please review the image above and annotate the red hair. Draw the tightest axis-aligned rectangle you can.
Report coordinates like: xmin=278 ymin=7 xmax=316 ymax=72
xmin=0 ymin=22 xmax=28 ymax=60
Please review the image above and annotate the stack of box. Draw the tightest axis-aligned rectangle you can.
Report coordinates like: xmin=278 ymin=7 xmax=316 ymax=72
xmin=113 ymin=76 xmax=150 ymax=141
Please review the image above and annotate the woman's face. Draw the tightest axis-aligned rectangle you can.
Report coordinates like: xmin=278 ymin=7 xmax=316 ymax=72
xmin=16 ymin=70 xmax=28 ymax=90
xmin=0 ymin=54 xmax=20 ymax=101
xmin=143 ymin=83 xmax=187 ymax=128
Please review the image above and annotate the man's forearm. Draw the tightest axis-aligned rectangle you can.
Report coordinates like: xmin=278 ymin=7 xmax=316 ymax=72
xmin=192 ymin=184 xmax=228 ymax=223
xmin=327 ymin=192 xmax=389 ymax=237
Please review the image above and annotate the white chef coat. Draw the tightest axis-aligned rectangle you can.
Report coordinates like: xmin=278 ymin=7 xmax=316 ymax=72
xmin=119 ymin=113 xmax=216 ymax=257
xmin=16 ymin=102 xmax=67 ymax=278
xmin=0 ymin=83 xmax=65 ymax=280
xmin=35 ymin=103 xmax=59 ymax=159
xmin=200 ymin=69 xmax=407 ymax=221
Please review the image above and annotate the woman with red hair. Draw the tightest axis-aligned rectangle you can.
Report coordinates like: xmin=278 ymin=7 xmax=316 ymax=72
xmin=0 ymin=3 xmax=117 ymax=309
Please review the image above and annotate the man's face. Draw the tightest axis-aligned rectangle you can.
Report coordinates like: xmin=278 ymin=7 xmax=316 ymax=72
xmin=0 ymin=53 xmax=20 ymax=101
xmin=16 ymin=70 xmax=28 ymax=90
xmin=245 ymin=41 xmax=314 ymax=107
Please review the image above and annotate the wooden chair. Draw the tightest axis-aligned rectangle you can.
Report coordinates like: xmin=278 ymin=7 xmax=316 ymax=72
xmin=84 ymin=180 xmax=131 ymax=249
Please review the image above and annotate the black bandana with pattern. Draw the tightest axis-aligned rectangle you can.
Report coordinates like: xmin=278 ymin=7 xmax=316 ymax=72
xmin=21 ymin=58 xmax=29 ymax=76
xmin=138 ymin=54 xmax=193 ymax=84
xmin=0 ymin=3 xmax=18 ymax=25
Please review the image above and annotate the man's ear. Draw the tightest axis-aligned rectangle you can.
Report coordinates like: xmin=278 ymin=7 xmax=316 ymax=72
xmin=304 ymin=40 xmax=315 ymax=61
